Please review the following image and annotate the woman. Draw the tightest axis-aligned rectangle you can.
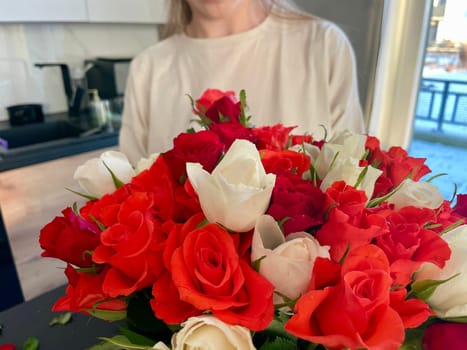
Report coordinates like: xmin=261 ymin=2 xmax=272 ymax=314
xmin=119 ymin=0 xmax=365 ymax=165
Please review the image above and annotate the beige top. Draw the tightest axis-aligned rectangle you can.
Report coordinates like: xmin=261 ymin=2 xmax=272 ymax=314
xmin=119 ymin=14 xmax=365 ymax=165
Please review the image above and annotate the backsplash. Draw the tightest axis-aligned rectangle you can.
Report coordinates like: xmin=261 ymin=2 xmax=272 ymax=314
xmin=0 ymin=22 xmax=160 ymax=120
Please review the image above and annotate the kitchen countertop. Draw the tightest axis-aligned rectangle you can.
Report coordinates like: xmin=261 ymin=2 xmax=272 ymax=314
xmin=0 ymin=113 xmax=120 ymax=172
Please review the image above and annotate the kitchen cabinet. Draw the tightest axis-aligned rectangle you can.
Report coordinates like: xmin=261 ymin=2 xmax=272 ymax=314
xmin=0 ymin=0 xmax=167 ymax=23
xmin=0 ymin=0 xmax=87 ymax=22
xmin=87 ymin=0 xmax=167 ymax=24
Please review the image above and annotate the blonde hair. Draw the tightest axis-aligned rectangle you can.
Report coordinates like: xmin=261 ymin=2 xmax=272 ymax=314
xmin=162 ymin=0 xmax=311 ymax=38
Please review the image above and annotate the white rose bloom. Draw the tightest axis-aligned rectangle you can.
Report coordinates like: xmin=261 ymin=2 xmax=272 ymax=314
xmin=387 ymin=179 xmax=444 ymax=210
xmin=152 ymin=341 xmax=170 ymax=350
xmin=415 ymin=225 xmax=467 ymax=318
xmin=171 ymin=316 xmax=256 ymax=350
xmin=136 ymin=153 xmax=159 ymax=174
xmin=319 ymin=157 xmax=382 ymax=201
xmin=186 ymin=139 xmax=276 ymax=232
xmin=313 ymin=131 xmax=367 ymax=179
xmin=252 ymin=215 xmax=330 ymax=303
xmin=73 ymin=150 xmax=135 ymax=198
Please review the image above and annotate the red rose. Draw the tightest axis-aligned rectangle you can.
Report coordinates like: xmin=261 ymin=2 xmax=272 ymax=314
xmin=389 ymin=289 xmax=434 ymax=328
xmin=131 ymin=156 xmax=201 ymax=223
xmin=152 ymin=215 xmax=274 ymax=330
xmin=163 ymin=130 xmax=225 ymax=181
xmin=91 ymin=192 xmax=168 ymax=297
xmin=290 ymin=134 xmax=312 ymax=146
xmin=260 ymin=149 xmax=311 ymax=178
xmin=454 ymin=193 xmax=467 ymax=217
xmin=209 ymin=122 xmax=255 ymax=148
xmin=316 ymin=181 xmax=388 ymax=261
xmin=375 ymin=207 xmax=451 ymax=287
xmin=53 ymin=264 xmax=126 ymax=317
xmin=205 ymin=96 xmax=242 ymax=124
xmin=423 ymin=322 xmax=467 ymax=350
xmin=267 ymin=175 xmax=326 ymax=234
xmin=195 ymin=88 xmax=236 ymax=114
xmin=39 ymin=207 xmax=100 ymax=267
xmin=252 ymin=124 xmax=296 ymax=150
xmin=286 ymin=245 xmax=405 ymax=350
xmin=0 ymin=345 xmax=16 ymax=350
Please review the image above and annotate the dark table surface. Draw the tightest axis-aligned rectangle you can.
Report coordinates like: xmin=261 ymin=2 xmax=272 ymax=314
xmin=0 ymin=286 xmax=122 ymax=349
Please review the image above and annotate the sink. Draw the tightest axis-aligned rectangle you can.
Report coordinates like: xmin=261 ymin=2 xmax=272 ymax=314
xmin=0 ymin=121 xmax=84 ymax=149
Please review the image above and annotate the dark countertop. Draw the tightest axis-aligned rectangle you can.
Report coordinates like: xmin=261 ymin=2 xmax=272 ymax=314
xmin=0 ymin=113 xmax=120 ymax=172
xmin=0 ymin=285 xmax=122 ymax=349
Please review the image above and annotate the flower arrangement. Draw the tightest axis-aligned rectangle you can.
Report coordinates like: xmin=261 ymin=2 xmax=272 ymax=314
xmin=39 ymin=89 xmax=467 ymax=350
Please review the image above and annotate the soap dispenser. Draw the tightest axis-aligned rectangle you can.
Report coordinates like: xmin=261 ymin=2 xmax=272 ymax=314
xmin=87 ymin=89 xmax=107 ymax=128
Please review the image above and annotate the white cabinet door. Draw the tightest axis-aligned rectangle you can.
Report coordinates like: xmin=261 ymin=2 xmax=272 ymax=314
xmin=86 ymin=0 xmax=167 ymax=24
xmin=0 ymin=0 xmax=87 ymax=22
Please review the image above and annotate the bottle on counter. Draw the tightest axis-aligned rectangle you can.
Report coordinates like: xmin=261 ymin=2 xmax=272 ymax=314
xmin=87 ymin=89 xmax=111 ymax=129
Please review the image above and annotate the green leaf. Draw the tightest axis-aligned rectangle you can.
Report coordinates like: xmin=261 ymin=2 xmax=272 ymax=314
xmin=72 ymin=201 xmax=80 ymax=215
xmin=85 ymin=308 xmax=127 ymax=322
xmin=318 ymin=124 xmax=328 ymax=141
xmin=66 ymin=187 xmax=98 ymax=201
xmin=400 ymin=327 xmax=426 ymax=350
xmin=89 ymin=215 xmax=106 ymax=231
xmin=442 ymin=316 xmax=467 ymax=323
xmin=259 ymin=337 xmax=297 ymax=350
xmin=252 ymin=255 xmax=266 ymax=272
xmin=410 ymin=273 xmax=460 ymax=300
xmin=439 ymin=219 xmax=465 ymax=235
xmin=338 ymin=243 xmax=351 ymax=264
xmin=425 ymin=173 xmax=448 ymax=183
xmin=354 ymin=165 xmax=368 ymax=189
xmin=239 ymin=89 xmax=248 ymax=127
xmin=22 ymin=337 xmax=40 ymax=350
xmin=119 ymin=327 xmax=155 ymax=346
xmin=86 ymin=339 xmax=122 ymax=350
xmin=97 ymin=335 xmax=154 ymax=350
xmin=102 ymin=161 xmax=125 ymax=189
xmin=367 ymin=181 xmax=404 ymax=208
xmin=49 ymin=312 xmax=72 ymax=327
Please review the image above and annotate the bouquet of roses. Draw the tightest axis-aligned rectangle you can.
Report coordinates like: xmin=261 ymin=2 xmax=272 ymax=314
xmin=39 ymin=89 xmax=467 ymax=350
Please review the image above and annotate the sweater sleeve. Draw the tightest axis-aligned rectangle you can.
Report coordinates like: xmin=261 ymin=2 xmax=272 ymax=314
xmin=119 ymin=57 xmax=150 ymax=166
xmin=324 ymin=23 xmax=365 ymax=134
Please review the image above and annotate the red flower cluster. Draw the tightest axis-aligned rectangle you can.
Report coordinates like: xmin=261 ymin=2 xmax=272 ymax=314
xmin=39 ymin=89 xmax=466 ymax=349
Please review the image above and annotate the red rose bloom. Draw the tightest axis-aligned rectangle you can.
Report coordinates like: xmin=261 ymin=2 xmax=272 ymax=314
xmin=286 ymin=245 xmax=405 ymax=350
xmin=209 ymin=122 xmax=255 ymax=148
xmin=53 ymin=264 xmax=126 ymax=317
xmin=260 ymin=149 xmax=311 ymax=178
xmin=454 ymin=193 xmax=467 ymax=218
xmin=267 ymin=175 xmax=326 ymax=234
xmin=316 ymin=181 xmax=388 ymax=261
xmin=423 ymin=322 xmax=467 ymax=350
xmin=375 ymin=206 xmax=451 ymax=287
xmin=253 ymin=124 xmax=296 ymax=150
xmin=39 ymin=207 xmax=100 ymax=267
xmin=163 ymin=130 xmax=224 ymax=181
xmin=152 ymin=215 xmax=274 ymax=331
xmin=0 ymin=345 xmax=16 ymax=350
xmin=91 ymin=192 xmax=168 ymax=297
xmin=195 ymin=88 xmax=236 ymax=113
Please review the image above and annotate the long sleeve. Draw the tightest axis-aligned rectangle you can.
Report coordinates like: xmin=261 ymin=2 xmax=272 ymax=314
xmin=119 ymin=59 xmax=150 ymax=166
xmin=325 ymin=24 xmax=365 ymax=134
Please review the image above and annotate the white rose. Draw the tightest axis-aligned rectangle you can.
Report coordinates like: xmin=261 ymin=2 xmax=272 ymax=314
xmin=171 ymin=316 xmax=256 ymax=350
xmin=387 ymin=179 xmax=444 ymax=210
xmin=73 ymin=150 xmax=135 ymax=198
xmin=186 ymin=139 xmax=276 ymax=232
xmin=313 ymin=131 xmax=367 ymax=179
xmin=415 ymin=225 xmax=467 ymax=318
xmin=136 ymin=153 xmax=159 ymax=174
xmin=319 ymin=157 xmax=382 ymax=201
xmin=152 ymin=341 xmax=170 ymax=350
xmin=252 ymin=215 xmax=330 ymax=303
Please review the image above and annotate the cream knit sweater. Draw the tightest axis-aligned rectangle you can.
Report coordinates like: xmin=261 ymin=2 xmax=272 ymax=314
xmin=120 ymin=14 xmax=364 ymax=165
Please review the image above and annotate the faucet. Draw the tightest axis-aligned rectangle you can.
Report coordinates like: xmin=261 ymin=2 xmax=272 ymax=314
xmin=34 ymin=63 xmax=84 ymax=118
